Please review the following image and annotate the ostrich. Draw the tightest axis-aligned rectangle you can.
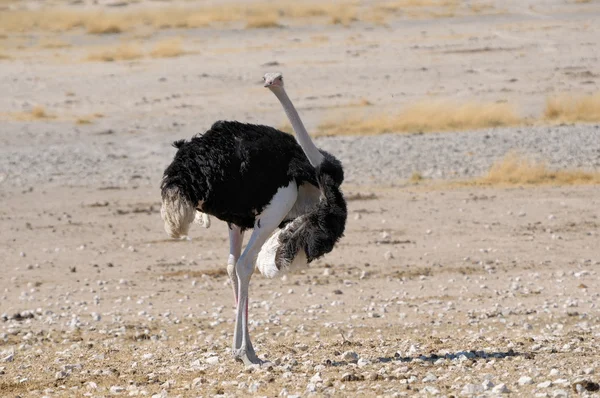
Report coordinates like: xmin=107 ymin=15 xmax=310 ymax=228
xmin=160 ymin=72 xmax=347 ymax=365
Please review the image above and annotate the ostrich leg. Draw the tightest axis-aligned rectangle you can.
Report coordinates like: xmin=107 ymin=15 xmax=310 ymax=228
xmin=227 ymin=224 xmax=244 ymax=305
xmin=227 ymin=225 xmax=258 ymax=360
xmin=233 ymin=182 xmax=297 ymax=365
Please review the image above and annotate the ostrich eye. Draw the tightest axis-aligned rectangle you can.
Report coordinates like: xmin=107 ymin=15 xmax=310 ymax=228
xmin=262 ymin=77 xmax=266 ymax=81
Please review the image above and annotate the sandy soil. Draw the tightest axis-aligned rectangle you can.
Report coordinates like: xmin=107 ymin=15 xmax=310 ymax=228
xmin=1 ymin=1 xmax=600 ymax=397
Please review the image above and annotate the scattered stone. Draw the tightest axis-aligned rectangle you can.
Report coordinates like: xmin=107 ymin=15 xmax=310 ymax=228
xmin=461 ymin=384 xmax=483 ymax=395
xmin=109 ymin=385 xmax=125 ymax=394
xmin=482 ymin=379 xmax=494 ymax=390
xmin=310 ymin=372 xmax=322 ymax=384
xmin=341 ymin=373 xmax=363 ymax=382
xmin=55 ymin=370 xmax=68 ymax=380
xmin=422 ymin=385 xmax=440 ymax=395
xmin=519 ymin=376 xmax=534 ymax=385
xmin=492 ymin=383 xmax=509 ymax=394
xmin=538 ymin=381 xmax=553 ymax=389
xmin=206 ymin=356 xmax=219 ymax=365
xmin=572 ymin=380 xmax=600 ymax=392
xmin=341 ymin=351 xmax=358 ymax=362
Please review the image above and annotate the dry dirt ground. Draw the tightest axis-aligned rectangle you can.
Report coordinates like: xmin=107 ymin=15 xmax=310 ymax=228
xmin=1 ymin=0 xmax=600 ymax=397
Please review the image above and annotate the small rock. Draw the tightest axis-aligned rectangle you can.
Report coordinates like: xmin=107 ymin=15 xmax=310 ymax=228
xmin=310 ymin=372 xmax=322 ymax=384
xmin=482 ymin=379 xmax=494 ymax=390
xmin=422 ymin=385 xmax=440 ymax=395
xmin=341 ymin=372 xmax=363 ymax=382
xmin=55 ymin=370 xmax=68 ymax=380
xmin=384 ymin=251 xmax=394 ymax=260
xmin=461 ymin=384 xmax=483 ymax=395
xmin=191 ymin=377 xmax=203 ymax=388
xmin=2 ymin=354 xmax=14 ymax=363
xmin=110 ymin=385 xmax=125 ymax=394
xmin=341 ymin=351 xmax=358 ymax=362
xmin=206 ymin=356 xmax=219 ymax=365
xmin=519 ymin=376 xmax=534 ymax=385
xmin=492 ymin=383 xmax=509 ymax=394
xmin=295 ymin=343 xmax=309 ymax=351
xmin=306 ymin=383 xmax=317 ymax=393
xmin=551 ymin=389 xmax=568 ymax=398
xmin=423 ymin=373 xmax=437 ymax=383
xmin=357 ymin=358 xmax=370 ymax=367
xmin=572 ymin=380 xmax=600 ymax=392
xmin=537 ymin=381 xmax=553 ymax=388
xmin=248 ymin=381 xmax=261 ymax=393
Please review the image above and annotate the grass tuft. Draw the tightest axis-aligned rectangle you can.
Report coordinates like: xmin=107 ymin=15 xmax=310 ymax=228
xmin=9 ymin=105 xmax=55 ymax=121
xmin=410 ymin=172 xmax=424 ymax=183
xmin=86 ymin=14 xmax=126 ymax=34
xmin=543 ymin=92 xmax=600 ymax=123
xmin=480 ymin=153 xmax=600 ymax=186
xmin=318 ymin=100 xmax=521 ymax=136
xmin=245 ymin=15 xmax=281 ymax=29
xmin=31 ymin=105 xmax=50 ymax=119
xmin=149 ymin=37 xmax=185 ymax=58
xmin=86 ymin=43 xmax=143 ymax=62
xmin=38 ymin=39 xmax=71 ymax=49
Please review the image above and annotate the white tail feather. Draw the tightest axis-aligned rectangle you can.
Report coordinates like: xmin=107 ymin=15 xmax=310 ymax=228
xmin=160 ymin=187 xmax=195 ymax=238
xmin=256 ymin=229 xmax=308 ymax=278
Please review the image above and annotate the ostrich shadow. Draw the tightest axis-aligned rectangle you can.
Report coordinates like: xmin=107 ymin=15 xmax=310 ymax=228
xmin=324 ymin=348 xmax=533 ymax=367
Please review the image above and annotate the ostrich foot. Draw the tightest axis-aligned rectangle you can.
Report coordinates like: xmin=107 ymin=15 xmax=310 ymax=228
xmin=233 ymin=347 xmax=263 ymax=366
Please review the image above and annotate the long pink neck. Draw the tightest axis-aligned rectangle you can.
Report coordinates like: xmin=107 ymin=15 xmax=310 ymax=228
xmin=271 ymin=87 xmax=324 ymax=167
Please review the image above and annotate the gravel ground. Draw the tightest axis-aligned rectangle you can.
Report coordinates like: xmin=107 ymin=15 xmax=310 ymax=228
xmin=1 ymin=184 xmax=599 ymax=397
xmin=2 ymin=123 xmax=599 ymax=188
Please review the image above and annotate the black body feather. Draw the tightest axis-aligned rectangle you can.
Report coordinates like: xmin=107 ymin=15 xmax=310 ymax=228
xmin=162 ymin=121 xmax=327 ymax=230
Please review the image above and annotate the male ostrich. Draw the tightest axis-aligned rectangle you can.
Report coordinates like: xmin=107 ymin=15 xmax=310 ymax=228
xmin=160 ymin=72 xmax=347 ymax=365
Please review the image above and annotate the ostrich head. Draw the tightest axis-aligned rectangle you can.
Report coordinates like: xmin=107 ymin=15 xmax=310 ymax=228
xmin=263 ymin=72 xmax=283 ymax=89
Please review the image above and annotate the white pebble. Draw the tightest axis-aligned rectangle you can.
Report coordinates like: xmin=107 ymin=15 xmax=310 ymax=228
xmin=341 ymin=351 xmax=358 ymax=361
xmin=492 ymin=383 xmax=509 ymax=394
xmin=519 ymin=376 xmax=534 ymax=385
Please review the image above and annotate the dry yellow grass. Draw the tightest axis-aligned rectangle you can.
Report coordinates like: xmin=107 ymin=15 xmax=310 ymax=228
xmin=86 ymin=43 xmax=143 ymax=62
xmin=479 ymin=153 xmax=600 ymax=186
xmin=0 ymin=2 xmax=363 ymax=34
xmin=75 ymin=113 xmax=103 ymax=125
xmin=149 ymin=37 xmax=185 ymax=58
xmin=0 ymin=1 xmax=492 ymax=34
xmin=38 ymin=38 xmax=71 ymax=49
xmin=7 ymin=105 xmax=56 ymax=121
xmin=543 ymin=92 xmax=600 ymax=123
xmin=245 ymin=15 xmax=281 ymax=29
xmin=31 ymin=106 xmax=49 ymax=119
xmin=318 ymin=100 xmax=521 ymax=136
xmin=410 ymin=171 xmax=424 ymax=183
xmin=86 ymin=14 xmax=128 ymax=34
